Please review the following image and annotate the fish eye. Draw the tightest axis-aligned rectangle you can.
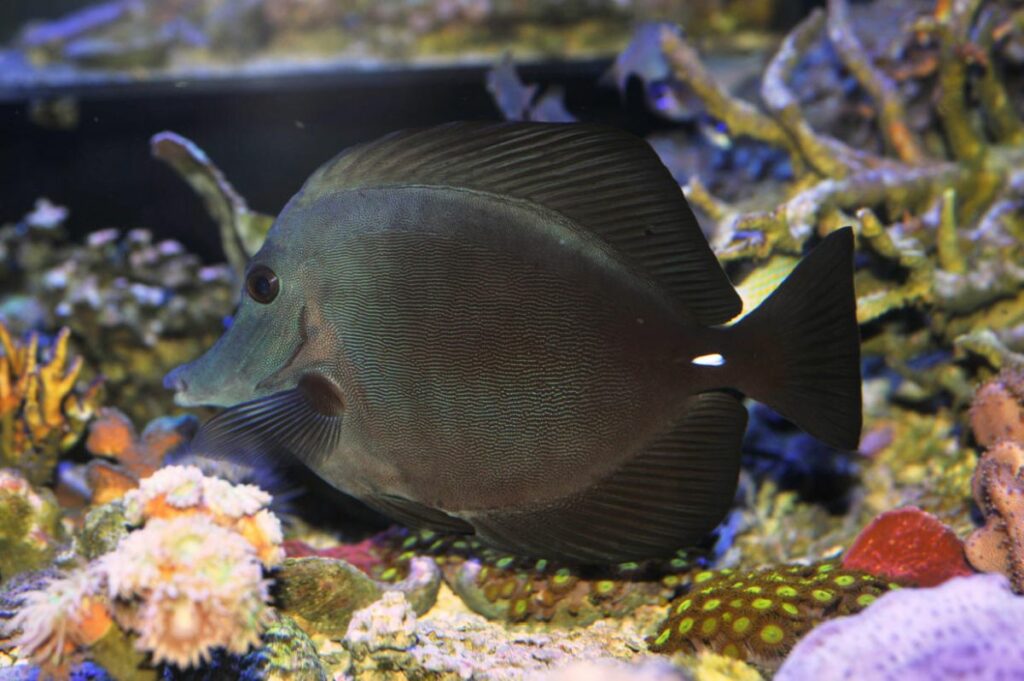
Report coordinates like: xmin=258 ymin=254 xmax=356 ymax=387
xmin=245 ymin=265 xmax=279 ymax=304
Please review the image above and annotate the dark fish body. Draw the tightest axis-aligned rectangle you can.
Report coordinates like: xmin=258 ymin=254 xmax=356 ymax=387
xmin=167 ymin=123 xmax=862 ymax=563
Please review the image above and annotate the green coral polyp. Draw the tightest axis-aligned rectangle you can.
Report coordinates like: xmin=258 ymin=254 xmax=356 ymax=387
xmin=648 ymin=562 xmax=895 ymax=667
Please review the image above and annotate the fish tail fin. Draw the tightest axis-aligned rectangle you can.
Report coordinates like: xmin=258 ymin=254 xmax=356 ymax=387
xmin=731 ymin=227 xmax=862 ymax=450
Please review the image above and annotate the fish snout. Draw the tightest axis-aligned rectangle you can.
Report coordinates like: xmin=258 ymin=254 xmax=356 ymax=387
xmin=163 ymin=365 xmax=188 ymax=393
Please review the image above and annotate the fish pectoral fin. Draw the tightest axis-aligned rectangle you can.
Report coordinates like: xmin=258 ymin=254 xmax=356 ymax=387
xmin=466 ymin=391 xmax=747 ymax=563
xmin=190 ymin=375 xmax=344 ymax=470
xmin=364 ymin=494 xmax=474 ymax=535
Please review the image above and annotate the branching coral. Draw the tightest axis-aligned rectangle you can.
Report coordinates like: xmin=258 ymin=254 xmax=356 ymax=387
xmin=657 ymin=0 xmax=1024 ymax=395
xmin=648 ymin=562 xmax=898 ymax=669
xmin=964 ymin=368 xmax=1024 ymax=592
xmin=0 ymin=322 xmax=102 ymax=486
xmin=151 ymin=131 xmax=274 ymax=281
xmin=1 ymin=200 xmax=238 ymax=425
xmin=965 ymin=439 xmax=1024 ymax=591
xmin=3 ymin=466 xmax=284 ymax=674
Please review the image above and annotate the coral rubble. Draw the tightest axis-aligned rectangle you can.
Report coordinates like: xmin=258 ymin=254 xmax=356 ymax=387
xmin=775 ymin=574 xmax=1024 ymax=680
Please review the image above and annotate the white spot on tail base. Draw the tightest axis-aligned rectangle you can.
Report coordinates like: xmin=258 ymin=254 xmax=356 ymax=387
xmin=692 ymin=353 xmax=725 ymax=367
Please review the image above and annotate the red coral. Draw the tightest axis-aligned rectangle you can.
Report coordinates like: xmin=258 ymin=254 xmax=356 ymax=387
xmin=282 ymin=537 xmax=384 ymax=575
xmin=842 ymin=507 xmax=974 ymax=587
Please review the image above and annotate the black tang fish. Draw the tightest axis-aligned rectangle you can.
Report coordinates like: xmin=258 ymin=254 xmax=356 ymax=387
xmin=165 ymin=122 xmax=862 ymax=563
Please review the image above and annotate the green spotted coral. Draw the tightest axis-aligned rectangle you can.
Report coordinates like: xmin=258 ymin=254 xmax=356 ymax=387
xmin=372 ymin=527 xmax=697 ymax=626
xmin=648 ymin=562 xmax=899 ymax=668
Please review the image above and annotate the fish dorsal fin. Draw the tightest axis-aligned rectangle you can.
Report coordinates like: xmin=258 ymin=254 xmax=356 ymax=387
xmin=302 ymin=122 xmax=741 ymax=325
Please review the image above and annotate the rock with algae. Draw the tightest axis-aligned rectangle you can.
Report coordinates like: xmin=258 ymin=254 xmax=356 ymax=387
xmin=275 ymin=557 xmax=383 ymax=639
xmin=0 ymin=469 xmax=63 ymax=583
xmin=775 ymin=574 xmax=1024 ymax=680
xmin=0 ymin=323 xmax=102 ymax=486
xmin=648 ymin=562 xmax=898 ymax=669
xmin=841 ymin=506 xmax=973 ymax=587
xmin=2 ymin=466 xmax=284 ymax=676
xmin=238 ymin=615 xmax=328 ymax=681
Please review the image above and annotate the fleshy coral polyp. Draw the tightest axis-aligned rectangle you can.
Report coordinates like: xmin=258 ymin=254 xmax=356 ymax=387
xmin=841 ymin=507 xmax=973 ymax=587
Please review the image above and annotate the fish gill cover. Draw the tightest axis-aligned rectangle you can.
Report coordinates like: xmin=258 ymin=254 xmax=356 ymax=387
xmin=0 ymin=0 xmax=1023 ymax=679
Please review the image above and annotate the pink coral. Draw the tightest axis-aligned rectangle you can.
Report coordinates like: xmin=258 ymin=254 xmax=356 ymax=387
xmin=964 ymin=440 xmax=1024 ymax=592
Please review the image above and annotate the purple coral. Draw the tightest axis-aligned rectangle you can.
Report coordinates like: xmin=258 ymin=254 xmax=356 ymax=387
xmin=776 ymin=574 xmax=1024 ymax=680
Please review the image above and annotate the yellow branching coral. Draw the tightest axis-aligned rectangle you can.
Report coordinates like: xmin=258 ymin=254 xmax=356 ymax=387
xmin=0 ymin=323 xmax=102 ymax=485
xmin=4 ymin=466 xmax=284 ymax=673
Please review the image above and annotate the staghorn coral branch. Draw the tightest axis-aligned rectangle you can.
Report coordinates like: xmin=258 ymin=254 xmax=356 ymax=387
xmin=827 ymin=0 xmax=925 ymax=164
xmin=976 ymin=7 xmax=1024 ymax=145
xmin=151 ymin=132 xmax=274 ymax=281
xmin=658 ymin=28 xmax=798 ymax=162
xmin=933 ymin=2 xmax=988 ymax=162
xmin=762 ymin=9 xmax=878 ymax=178
xmin=937 ymin=188 xmax=966 ymax=273
xmin=682 ymin=176 xmax=734 ymax=223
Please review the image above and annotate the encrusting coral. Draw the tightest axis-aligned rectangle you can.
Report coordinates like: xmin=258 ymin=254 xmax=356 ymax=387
xmin=2 ymin=466 xmax=284 ymax=675
xmin=775 ymin=574 xmax=1024 ymax=680
xmin=647 ymin=562 xmax=898 ymax=669
xmin=0 ymin=322 xmax=102 ymax=486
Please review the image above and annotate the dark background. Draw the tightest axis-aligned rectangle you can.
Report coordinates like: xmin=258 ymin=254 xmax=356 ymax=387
xmin=0 ymin=61 xmax=640 ymax=260
xmin=0 ymin=0 xmax=822 ymax=261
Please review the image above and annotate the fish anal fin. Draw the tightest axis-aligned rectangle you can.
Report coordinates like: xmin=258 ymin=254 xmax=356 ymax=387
xmin=365 ymin=494 xmax=474 ymax=535
xmin=299 ymin=122 xmax=741 ymax=325
xmin=467 ymin=391 xmax=747 ymax=563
